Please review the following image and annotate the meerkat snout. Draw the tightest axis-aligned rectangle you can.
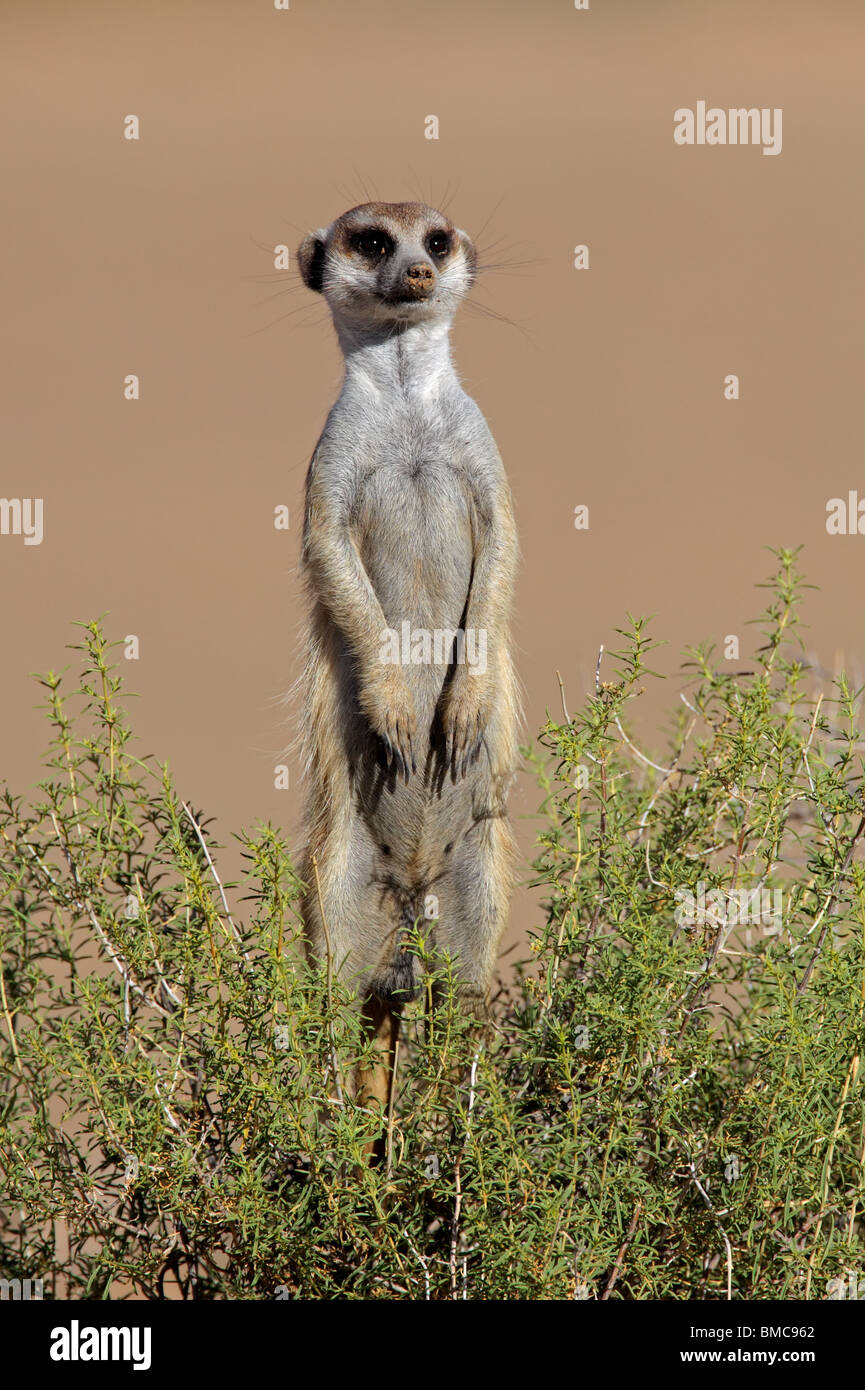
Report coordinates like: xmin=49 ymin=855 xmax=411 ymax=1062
xmin=402 ymin=262 xmax=435 ymax=299
xmin=297 ymin=201 xmax=477 ymax=326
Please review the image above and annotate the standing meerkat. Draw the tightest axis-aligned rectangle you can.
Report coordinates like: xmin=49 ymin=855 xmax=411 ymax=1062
xmin=296 ymin=201 xmax=520 ymax=1106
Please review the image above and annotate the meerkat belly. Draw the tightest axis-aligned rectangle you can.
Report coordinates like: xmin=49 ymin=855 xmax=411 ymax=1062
xmin=345 ymin=458 xmax=483 ymax=896
xmin=356 ymin=463 xmax=474 ymax=708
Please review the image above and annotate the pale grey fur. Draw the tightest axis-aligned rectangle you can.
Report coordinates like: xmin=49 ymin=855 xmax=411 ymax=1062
xmin=297 ymin=203 xmax=519 ymax=1020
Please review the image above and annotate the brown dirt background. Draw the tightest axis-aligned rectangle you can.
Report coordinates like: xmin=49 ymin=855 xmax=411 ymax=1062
xmin=2 ymin=0 xmax=863 ymax=961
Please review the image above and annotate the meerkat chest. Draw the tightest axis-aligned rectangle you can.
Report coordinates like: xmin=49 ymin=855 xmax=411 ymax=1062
xmin=353 ymin=412 xmax=475 ymax=620
xmin=356 ymin=447 xmax=472 ymax=543
xmin=356 ymin=398 xmax=472 ymax=500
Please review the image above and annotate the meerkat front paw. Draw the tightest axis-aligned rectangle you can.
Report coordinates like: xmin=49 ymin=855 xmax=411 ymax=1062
xmin=442 ymin=674 xmax=490 ymax=780
xmin=361 ymin=668 xmax=417 ymax=781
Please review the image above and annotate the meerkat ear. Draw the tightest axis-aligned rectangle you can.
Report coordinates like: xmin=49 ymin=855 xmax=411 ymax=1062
xmin=297 ymin=231 xmax=327 ymax=293
xmin=455 ymin=229 xmax=477 ymax=286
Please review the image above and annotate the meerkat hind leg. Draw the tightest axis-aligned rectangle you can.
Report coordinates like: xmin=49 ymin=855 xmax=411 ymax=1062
xmin=430 ymin=814 xmax=515 ymax=1019
xmin=355 ymin=995 xmax=400 ymax=1165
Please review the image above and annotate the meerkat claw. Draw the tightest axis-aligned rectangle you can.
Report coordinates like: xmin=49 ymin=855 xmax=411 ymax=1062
xmin=393 ymin=723 xmax=410 ymax=780
xmin=393 ymin=743 xmax=406 ymax=779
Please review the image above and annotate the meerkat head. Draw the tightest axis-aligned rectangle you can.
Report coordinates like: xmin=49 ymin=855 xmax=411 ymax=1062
xmin=297 ymin=202 xmax=477 ymax=329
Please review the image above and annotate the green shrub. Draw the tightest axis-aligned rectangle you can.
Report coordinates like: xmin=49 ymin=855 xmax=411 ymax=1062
xmin=1 ymin=549 xmax=863 ymax=1299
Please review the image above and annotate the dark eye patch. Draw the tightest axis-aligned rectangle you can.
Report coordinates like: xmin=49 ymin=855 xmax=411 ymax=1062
xmin=351 ymin=229 xmax=394 ymax=260
xmin=426 ymin=230 xmax=452 ymax=258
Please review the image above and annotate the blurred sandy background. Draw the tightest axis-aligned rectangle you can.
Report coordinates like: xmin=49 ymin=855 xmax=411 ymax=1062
xmin=2 ymin=0 xmax=864 ymax=957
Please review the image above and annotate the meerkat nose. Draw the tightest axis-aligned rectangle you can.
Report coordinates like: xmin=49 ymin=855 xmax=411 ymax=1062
xmin=403 ymin=262 xmax=435 ymax=296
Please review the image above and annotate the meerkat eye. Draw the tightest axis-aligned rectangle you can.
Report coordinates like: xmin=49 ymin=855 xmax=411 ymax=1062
xmin=426 ymin=231 xmax=451 ymax=258
xmin=352 ymin=229 xmax=393 ymax=260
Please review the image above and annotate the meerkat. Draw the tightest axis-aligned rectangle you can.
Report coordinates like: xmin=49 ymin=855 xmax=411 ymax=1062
xmin=296 ymin=201 xmax=520 ymax=1110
